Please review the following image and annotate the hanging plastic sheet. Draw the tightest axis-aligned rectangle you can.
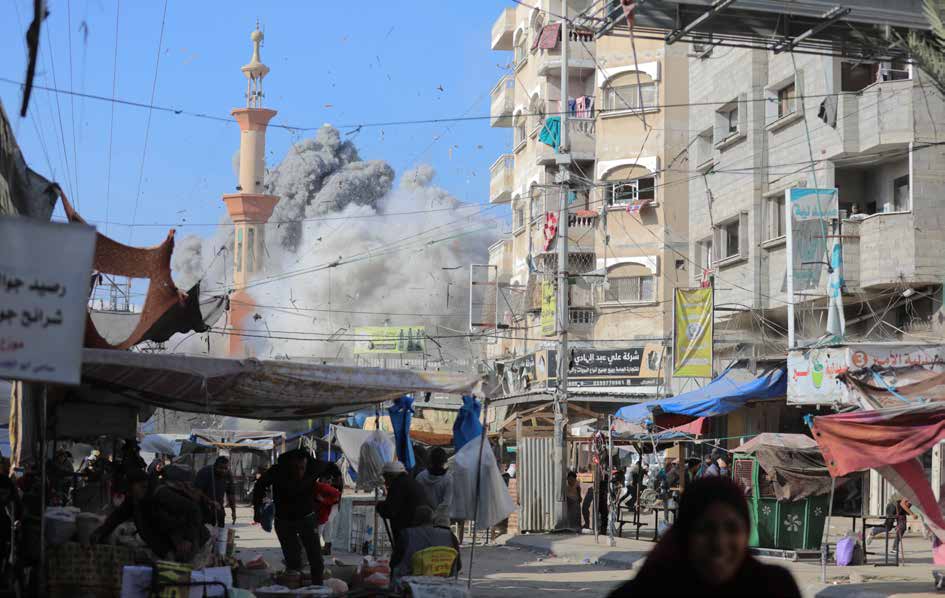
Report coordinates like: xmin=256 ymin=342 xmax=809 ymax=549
xmin=449 ymin=437 xmax=515 ymax=528
xmin=388 ymin=395 xmax=416 ymax=471
xmin=452 ymin=396 xmax=483 ymax=451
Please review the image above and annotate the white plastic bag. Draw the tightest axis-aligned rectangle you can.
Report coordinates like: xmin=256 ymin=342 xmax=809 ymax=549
xmin=357 ymin=430 xmax=395 ymax=491
xmin=449 ymin=438 xmax=515 ymax=528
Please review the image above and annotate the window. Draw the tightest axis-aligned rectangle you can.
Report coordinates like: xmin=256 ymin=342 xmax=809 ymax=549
xmin=724 ymin=105 xmax=738 ymax=134
xmin=515 ymin=120 xmax=528 ymax=148
xmin=713 ymin=212 xmax=748 ymax=262
xmin=605 ymin=81 xmax=658 ymax=113
xmin=246 ymin=227 xmax=256 ymax=272
xmin=529 ymin=195 xmax=543 ymax=222
xmin=514 ymin=37 xmax=527 ymax=67
xmin=604 ymin=275 xmax=656 ymax=303
xmin=892 ymin=175 xmax=910 ymax=212
xmin=696 ymin=128 xmax=714 ymax=167
xmin=513 ymin=204 xmax=525 ymax=229
xmin=723 ymin=221 xmax=740 ymax=259
xmin=235 ymin=228 xmax=243 ymax=273
xmin=699 ymin=238 xmax=714 ymax=271
xmin=604 ymin=176 xmax=655 ymax=206
xmin=777 ymin=83 xmax=796 ymax=118
xmin=569 ymin=309 xmax=595 ymax=325
xmin=766 ymin=195 xmax=786 ymax=240
xmin=715 ymin=96 xmax=746 ymax=146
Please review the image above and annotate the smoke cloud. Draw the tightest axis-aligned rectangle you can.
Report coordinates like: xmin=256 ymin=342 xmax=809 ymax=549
xmin=170 ymin=124 xmax=498 ymax=369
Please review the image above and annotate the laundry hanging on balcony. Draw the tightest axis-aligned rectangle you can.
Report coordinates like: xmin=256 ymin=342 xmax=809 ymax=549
xmin=535 ymin=23 xmax=561 ymax=50
xmin=575 ymin=96 xmax=594 ymax=119
xmin=626 ymin=198 xmax=653 ymax=214
xmin=538 ymin=116 xmax=561 ymax=152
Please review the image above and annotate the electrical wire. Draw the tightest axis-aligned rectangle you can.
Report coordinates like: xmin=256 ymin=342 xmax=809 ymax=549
xmin=128 ymin=0 xmax=169 ymax=244
xmin=104 ymin=0 xmax=121 ymax=236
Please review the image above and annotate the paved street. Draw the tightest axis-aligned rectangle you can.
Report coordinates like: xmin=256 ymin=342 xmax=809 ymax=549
xmin=230 ymin=507 xmax=945 ymax=597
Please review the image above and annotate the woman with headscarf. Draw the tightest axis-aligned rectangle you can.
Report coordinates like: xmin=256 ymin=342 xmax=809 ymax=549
xmin=608 ymin=477 xmax=800 ymax=597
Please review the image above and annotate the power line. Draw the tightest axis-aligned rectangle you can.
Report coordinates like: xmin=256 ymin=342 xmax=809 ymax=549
xmin=0 ymin=76 xmax=900 ymax=133
xmin=128 ymin=0 xmax=169 ymax=244
xmin=66 ymin=0 xmax=81 ymax=210
xmin=104 ymin=0 xmax=121 ymax=236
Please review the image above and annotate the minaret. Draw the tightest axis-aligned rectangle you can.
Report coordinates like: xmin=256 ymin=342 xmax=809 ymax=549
xmin=222 ymin=23 xmax=279 ymax=357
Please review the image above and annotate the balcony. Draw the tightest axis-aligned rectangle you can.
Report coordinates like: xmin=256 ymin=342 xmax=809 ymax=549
xmin=536 ymin=118 xmax=596 ymax=165
xmin=490 ymin=75 xmax=515 ymax=128
xmin=535 ymin=29 xmax=596 ymax=76
xmin=491 ymin=8 xmax=516 ymax=51
xmin=490 ymin=154 xmax=514 ymax=204
xmin=837 ymin=79 xmax=914 ymax=155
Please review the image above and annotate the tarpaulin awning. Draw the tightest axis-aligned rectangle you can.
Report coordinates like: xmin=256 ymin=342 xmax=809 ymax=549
xmin=735 ymin=432 xmax=819 ymax=454
xmin=612 ymin=417 xmax=707 ymax=446
xmin=139 ymin=433 xmax=204 ymax=457
xmin=812 ymin=402 xmax=945 ymax=563
xmin=734 ymin=433 xmax=834 ymax=501
xmin=615 ymin=367 xmax=786 ymax=424
xmin=841 ymin=367 xmax=945 ymax=409
xmin=189 ymin=429 xmax=286 ymax=452
xmin=80 ymin=348 xmax=479 ymax=420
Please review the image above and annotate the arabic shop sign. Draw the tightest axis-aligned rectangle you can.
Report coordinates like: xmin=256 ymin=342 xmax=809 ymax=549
xmin=787 ymin=344 xmax=945 ymax=406
xmin=0 ymin=218 xmax=96 ymax=384
xmin=567 ymin=345 xmax=663 ymax=388
xmin=498 ymin=345 xmax=663 ymax=394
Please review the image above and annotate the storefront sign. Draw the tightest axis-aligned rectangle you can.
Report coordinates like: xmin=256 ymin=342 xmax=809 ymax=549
xmin=566 ymin=346 xmax=663 ymax=388
xmin=673 ymin=287 xmax=713 ymax=378
xmin=786 ymin=188 xmax=838 ymax=293
xmin=787 ymin=343 xmax=945 ymax=405
xmin=0 ymin=218 xmax=96 ymax=384
xmin=499 ymin=345 xmax=663 ymax=395
xmin=353 ymin=326 xmax=426 ymax=354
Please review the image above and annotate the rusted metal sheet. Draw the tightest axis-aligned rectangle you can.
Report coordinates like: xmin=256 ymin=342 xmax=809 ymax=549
xmin=519 ymin=436 xmax=556 ymax=532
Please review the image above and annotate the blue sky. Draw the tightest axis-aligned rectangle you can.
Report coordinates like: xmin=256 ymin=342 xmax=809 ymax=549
xmin=1 ymin=0 xmax=512 ymax=248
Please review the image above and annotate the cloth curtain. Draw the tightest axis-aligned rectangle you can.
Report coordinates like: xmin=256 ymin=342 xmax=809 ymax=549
xmin=452 ymin=396 xmax=483 ymax=451
xmin=388 ymin=395 xmax=416 ymax=471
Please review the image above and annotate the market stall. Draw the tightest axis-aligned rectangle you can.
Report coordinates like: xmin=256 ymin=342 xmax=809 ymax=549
xmin=731 ymin=433 xmax=834 ymax=552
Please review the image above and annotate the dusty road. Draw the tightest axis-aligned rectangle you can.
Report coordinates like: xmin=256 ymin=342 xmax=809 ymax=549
xmin=458 ymin=543 xmax=630 ymax=597
xmin=232 ymin=506 xmax=630 ymax=596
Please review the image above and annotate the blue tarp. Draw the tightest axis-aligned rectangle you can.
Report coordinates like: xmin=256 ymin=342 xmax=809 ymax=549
xmin=453 ymin=395 xmax=483 ymax=451
xmin=615 ymin=367 xmax=787 ymax=424
xmin=388 ymin=395 xmax=416 ymax=471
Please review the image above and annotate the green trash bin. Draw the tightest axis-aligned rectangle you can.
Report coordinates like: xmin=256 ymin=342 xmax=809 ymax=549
xmin=733 ymin=456 xmax=829 ymax=550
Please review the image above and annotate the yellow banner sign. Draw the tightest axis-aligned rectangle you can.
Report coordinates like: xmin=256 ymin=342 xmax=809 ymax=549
xmin=541 ymin=281 xmax=556 ymax=336
xmin=353 ymin=326 xmax=426 ymax=354
xmin=673 ymin=288 xmax=713 ymax=378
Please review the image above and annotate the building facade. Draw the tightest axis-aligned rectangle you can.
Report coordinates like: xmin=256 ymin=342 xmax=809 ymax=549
xmin=687 ymin=47 xmax=945 ymax=368
xmin=484 ymin=1 xmax=690 ymax=400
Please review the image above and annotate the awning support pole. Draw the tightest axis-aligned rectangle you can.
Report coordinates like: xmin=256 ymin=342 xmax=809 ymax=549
xmin=467 ymin=398 xmax=489 ymax=589
xmin=822 ymin=477 xmax=837 ymax=583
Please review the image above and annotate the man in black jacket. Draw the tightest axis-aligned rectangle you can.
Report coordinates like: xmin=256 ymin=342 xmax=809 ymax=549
xmin=252 ymin=449 xmax=339 ymax=586
xmin=377 ymin=461 xmax=433 ymax=555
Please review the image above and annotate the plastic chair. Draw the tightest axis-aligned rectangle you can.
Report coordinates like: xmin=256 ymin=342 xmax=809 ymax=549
xmin=410 ymin=546 xmax=458 ymax=577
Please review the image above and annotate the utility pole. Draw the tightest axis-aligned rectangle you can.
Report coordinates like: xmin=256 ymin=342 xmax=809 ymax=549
xmin=552 ymin=0 xmax=572 ymax=531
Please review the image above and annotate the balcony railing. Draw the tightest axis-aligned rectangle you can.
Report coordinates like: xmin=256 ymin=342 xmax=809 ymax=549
xmin=535 ymin=28 xmax=596 ymax=76
xmin=489 ymin=154 xmax=514 ymax=204
xmin=490 ymin=75 xmax=515 ymax=128
xmin=491 ymin=8 xmax=516 ymax=51
xmin=535 ymin=117 xmax=596 ymax=164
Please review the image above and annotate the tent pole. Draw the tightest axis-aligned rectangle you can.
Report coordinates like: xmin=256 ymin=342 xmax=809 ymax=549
xmin=608 ymin=415 xmax=615 ymax=547
xmin=822 ymin=477 xmax=837 ymax=583
xmin=39 ymin=385 xmax=47 ymax=591
xmin=467 ymin=398 xmax=489 ymax=589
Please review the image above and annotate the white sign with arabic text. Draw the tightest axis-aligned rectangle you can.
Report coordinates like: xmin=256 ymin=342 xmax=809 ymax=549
xmin=0 ymin=218 xmax=95 ymax=384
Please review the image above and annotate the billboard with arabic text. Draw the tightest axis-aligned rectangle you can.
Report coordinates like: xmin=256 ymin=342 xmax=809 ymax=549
xmin=787 ymin=343 xmax=945 ymax=405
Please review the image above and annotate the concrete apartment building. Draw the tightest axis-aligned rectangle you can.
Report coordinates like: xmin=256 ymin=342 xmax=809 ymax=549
xmin=686 ymin=46 xmax=945 ymax=473
xmin=485 ymin=1 xmax=689 ymax=399
xmin=688 ymin=47 xmax=945 ymax=357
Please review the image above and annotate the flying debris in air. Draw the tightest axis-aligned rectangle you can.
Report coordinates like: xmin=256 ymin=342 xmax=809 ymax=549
xmin=436 ymin=85 xmax=444 ymax=92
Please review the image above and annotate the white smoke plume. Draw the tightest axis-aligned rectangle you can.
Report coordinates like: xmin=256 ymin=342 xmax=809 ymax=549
xmin=170 ymin=125 xmax=499 ymax=368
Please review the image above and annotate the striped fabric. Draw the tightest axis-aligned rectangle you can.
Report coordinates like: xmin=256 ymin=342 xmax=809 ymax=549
xmin=812 ymin=402 xmax=945 ymax=563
